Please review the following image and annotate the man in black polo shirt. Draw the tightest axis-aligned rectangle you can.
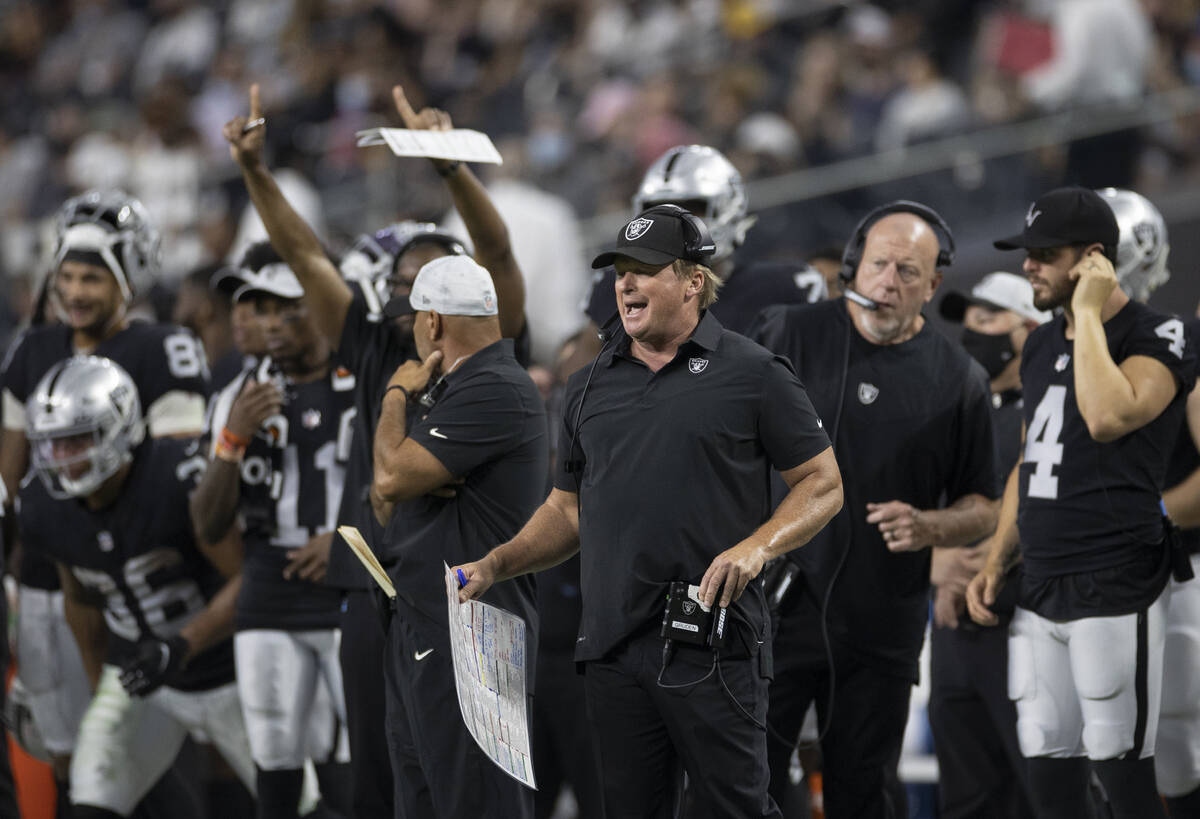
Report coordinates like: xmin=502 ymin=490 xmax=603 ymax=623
xmin=968 ymin=187 xmax=1195 ymax=819
xmin=749 ymin=201 xmax=1000 ymax=818
xmin=454 ymin=205 xmax=843 ymax=819
xmin=369 ymin=254 xmax=546 ymax=819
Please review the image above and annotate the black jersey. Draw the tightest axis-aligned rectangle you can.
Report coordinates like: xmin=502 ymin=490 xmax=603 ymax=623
xmin=210 ymin=349 xmax=253 ymax=396
xmin=1164 ymin=319 xmax=1200 ymax=554
xmin=209 ymin=358 xmax=356 ymax=631
xmin=750 ymin=299 xmax=998 ymax=676
xmin=2 ymin=321 xmax=209 ymax=590
xmin=17 ymin=438 xmax=234 ymax=691
xmin=327 ymin=293 xmax=417 ymax=590
xmin=586 ymin=259 xmax=826 ymax=336
xmin=1017 ymin=301 xmax=1195 ymax=618
xmin=982 ymin=388 xmax=1027 ymax=622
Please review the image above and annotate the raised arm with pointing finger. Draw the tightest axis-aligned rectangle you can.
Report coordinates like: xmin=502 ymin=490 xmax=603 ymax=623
xmin=222 ymin=83 xmax=526 ymax=344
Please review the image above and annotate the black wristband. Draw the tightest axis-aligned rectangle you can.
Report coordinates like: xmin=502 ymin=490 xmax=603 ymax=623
xmin=437 ymin=161 xmax=462 ymax=178
xmin=385 ymin=384 xmax=411 ymax=403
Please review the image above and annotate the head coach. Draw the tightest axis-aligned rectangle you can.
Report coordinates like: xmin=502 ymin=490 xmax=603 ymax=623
xmin=748 ymin=201 xmax=1001 ymax=817
xmin=454 ymin=204 xmax=843 ymax=818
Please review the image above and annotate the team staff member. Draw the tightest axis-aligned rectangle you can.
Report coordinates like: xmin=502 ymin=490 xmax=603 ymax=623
xmin=968 ymin=187 xmax=1194 ymax=819
xmin=222 ymin=82 xmax=529 ymax=818
xmin=455 ymin=206 xmax=843 ymax=819
xmin=929 ymin=272 xmax=1048 ymax=818
xmin=367 ymin=255 xmax=546 ymax=819
xmin=750 ymin=202 xmax=999 ymax=818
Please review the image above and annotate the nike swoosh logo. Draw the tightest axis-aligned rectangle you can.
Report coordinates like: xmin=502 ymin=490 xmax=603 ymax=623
xmin=817 ymin=419 xmax=823 ymax=429
xmin=414 ymin=649 xmax=434 ymax=661
xmin=429 ymin=428 xmax=448 ymax=440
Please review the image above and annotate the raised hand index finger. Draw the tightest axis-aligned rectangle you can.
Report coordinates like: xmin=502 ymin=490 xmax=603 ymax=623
xmin=392 ymin=86 xmax=419 ymax=127
xmin=249 ymin=83 xmax=261 ymax=119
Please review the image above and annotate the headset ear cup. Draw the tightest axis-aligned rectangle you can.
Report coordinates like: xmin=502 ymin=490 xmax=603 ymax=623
xmin=839 ymin=200 xmax=956 ymax=280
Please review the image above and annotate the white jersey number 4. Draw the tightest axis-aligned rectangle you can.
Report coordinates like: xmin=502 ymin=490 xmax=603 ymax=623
xmin=1025 ymin=385 xmax=1066 ymax=499
xmin=1155 ymin=318 xmax=1186 ymax=359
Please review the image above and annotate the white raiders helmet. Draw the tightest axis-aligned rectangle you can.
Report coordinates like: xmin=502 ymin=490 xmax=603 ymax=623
xmin=1096 ymin=187 xmax=1170 ymax=303
xmin=53 ymin=189 xmax=162 ymax=305
xmin=27 ymin=355 xmax=145 ymax=499
xmin=3 ymin=678 xmax=50 ymax=763
xmin=339 ymin=221 xmax=466 ymax=314
xmin=633 ymin=145 xmax=756 ymax=264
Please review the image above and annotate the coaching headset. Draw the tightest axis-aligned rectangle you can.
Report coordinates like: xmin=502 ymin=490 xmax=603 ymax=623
xmin=839 ymin=200 xmax=956 ymax=310
xmin=640 ymin=203 xmax=718 ymax=264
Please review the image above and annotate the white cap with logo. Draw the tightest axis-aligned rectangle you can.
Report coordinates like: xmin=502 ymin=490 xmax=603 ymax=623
xmin=383 ymin=255 xmax=498 ymax=318
xmin=939 ymin=271 xmax=1051 ymax=324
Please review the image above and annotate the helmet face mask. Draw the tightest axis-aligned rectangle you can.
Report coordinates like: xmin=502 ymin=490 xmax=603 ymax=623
xmin=632 ymin=145 xmax=755 ymax=264
xmin=27 ymin=356 xmax=145 ymax=500
xmin=52 ymin=190 xmax=161 ymax=306
xmin=1096 ymin=187 xmax=1170 ymax=304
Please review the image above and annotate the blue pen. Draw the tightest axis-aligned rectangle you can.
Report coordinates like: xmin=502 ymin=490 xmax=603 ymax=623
xmin=456 ymin=568 xmax=467 ymax=589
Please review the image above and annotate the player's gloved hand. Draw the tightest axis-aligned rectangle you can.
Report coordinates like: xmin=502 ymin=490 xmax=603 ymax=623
xmin=119 ymin=635 xmax=190 ymax=697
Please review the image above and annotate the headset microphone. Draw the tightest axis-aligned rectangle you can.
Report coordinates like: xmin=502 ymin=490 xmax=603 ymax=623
xmin=842 ymin=288 xmax=879 ymax=311
xmin=597 ymin=311 xmax=621 ymax=342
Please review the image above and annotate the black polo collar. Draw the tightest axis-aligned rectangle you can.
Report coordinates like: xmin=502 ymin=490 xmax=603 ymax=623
xmin=605 ymin=310 xmax=723 ymax=368
xmin=443 ymin=338 xmax=513 ymax=384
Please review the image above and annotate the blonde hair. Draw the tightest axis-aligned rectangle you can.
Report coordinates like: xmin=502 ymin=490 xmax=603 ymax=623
xmin=672 ymin=259 xmax=722 ymax=310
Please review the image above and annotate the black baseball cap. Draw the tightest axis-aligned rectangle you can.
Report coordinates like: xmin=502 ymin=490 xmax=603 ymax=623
xmin=591 ymin=206 xmax=715 ymax=269
xmin=993 ymin=187 xmax=1119 ymax=251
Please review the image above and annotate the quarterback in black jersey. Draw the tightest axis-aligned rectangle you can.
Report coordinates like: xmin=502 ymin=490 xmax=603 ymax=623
xmin=0 ymin=190 xmax=209 ymax=805
xmin=191 ymin=247 xmax=353 ymax=819
xmin=223 ymin=82 xmax=530 ymax=819
xmin=969 ymin=188 xmax=1195 ymax=819
xmin=23 ymin=356 xmax=253 ymax=818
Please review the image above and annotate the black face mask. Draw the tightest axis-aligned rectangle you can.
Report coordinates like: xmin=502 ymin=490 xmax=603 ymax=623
xmin=961 ymin=328 xmax=1015 ymax=379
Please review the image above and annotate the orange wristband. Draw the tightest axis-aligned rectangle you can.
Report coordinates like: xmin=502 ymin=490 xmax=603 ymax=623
xmin=215 ymin=427 xmax=249 ymax=462
xmin=220 ymin=427 xmax=252 ymax=448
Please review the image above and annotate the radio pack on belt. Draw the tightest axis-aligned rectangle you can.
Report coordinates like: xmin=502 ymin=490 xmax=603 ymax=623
xmin=660 ymin=581 xmax=728 ymax=649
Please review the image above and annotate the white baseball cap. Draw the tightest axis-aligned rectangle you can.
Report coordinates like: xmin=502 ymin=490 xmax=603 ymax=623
xmin=939 ymin=271 xmax=1050 ymax=324
xmin=233 ymin=262 xmax=305 ymax=303
xmin=383 ymin=255 xmax=498 ymax=318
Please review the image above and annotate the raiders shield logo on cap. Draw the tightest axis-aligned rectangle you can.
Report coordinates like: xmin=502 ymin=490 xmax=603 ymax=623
xmin=625 ymin=217 xmax=654 ymax=241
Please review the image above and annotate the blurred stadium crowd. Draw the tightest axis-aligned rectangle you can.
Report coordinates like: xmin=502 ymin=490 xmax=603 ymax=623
xmin=0 ymin=0 xmax=1198 ymax=355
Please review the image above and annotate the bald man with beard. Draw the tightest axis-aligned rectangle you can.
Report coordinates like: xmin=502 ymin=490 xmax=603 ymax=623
xmin=750 ymin=204 xmax=1001 ymax=818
